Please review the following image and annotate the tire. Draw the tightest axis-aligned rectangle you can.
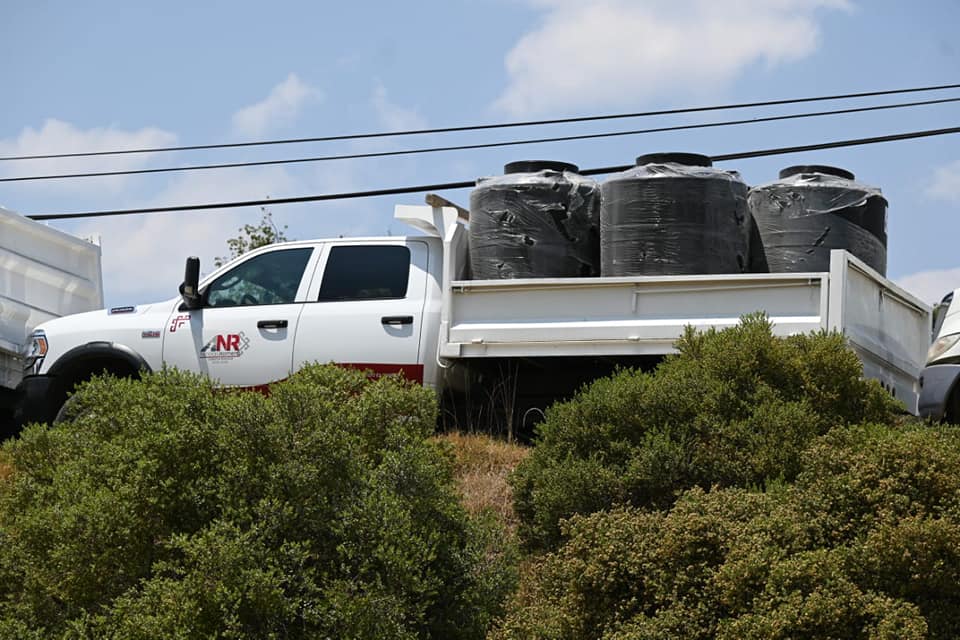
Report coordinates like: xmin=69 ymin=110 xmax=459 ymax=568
xmin=52 ymin=393 xmax=84 ymax=425
xmin=0 ymin=411 xmax=18 ymax=440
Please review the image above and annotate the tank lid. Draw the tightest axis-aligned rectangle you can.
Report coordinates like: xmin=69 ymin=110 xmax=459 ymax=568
xmin=779 ymin=165 xmax=855 ymax=180
xmin=636 ymin=152 xmax=712 ymax=167
xmin=504 ymin=160 xmax=579 ymax=174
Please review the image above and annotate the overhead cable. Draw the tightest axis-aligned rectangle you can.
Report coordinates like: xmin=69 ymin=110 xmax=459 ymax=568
xmin=26 ymin=125 xmax=960 ymax=221
xmin=2 ymin=81 xmax=959 ymax=162
xmin=4 ymin=96 xmax=959 ymax=183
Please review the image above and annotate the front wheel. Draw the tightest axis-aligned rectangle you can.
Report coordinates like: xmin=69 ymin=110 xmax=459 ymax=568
xmin=52 ymin=392 xmax=94 ymax=425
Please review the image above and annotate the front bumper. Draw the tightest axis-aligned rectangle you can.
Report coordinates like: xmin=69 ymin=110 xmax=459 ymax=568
xmin=12 ymin=374 xmax=61 ymax=429
xmin=918 ymin=364 xmax=960 ymax=420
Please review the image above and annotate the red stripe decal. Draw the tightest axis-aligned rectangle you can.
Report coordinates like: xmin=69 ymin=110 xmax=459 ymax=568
xmin=338 ymin=362 xmax=425 ymax=384
xmin=235 ymin=363 xmax=424 ymax=395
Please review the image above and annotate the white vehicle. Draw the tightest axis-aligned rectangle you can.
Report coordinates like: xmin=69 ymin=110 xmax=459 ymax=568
xmin=918 ymin=291 xmax=960 ymax=421
xmin=14 ymin=199 xmax=931 ymax=430
xmin=1 ymin=206 xmax=103 ymax=430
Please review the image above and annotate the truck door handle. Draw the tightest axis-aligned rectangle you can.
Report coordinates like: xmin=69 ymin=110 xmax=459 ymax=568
xmin=257 ymin=319 xmax=288 ymax=329
xmin=382 ymin=315 xmax=414 ymax=326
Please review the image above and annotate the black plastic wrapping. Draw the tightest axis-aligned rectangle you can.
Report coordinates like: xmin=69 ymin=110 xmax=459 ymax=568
xmin=748 ymin=166 xmax=887 ymax=275
xmin=469 ymin=162 xmax=601 ymax=279
xmin=600 ymin=155 xmax=750 ymax=276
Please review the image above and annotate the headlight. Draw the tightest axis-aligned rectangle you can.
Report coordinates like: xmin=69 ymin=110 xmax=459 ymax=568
xmin=927 ymin=332 xmax=960 ymax=364
xmin=23 ymin=331 xmax=48 ymax=375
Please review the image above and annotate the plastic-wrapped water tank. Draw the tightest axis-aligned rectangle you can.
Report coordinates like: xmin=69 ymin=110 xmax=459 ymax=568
xmin=600 ymin=153 xmax=750 ymax=276
xmin=469 ymin=161 xmax=600 ymax=279
xmin=748 ymin=165 xmax=887 ymax=275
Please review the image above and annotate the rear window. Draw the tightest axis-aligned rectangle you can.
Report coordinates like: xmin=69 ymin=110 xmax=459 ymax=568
xmin=318 ymin=245 xmax=410 ymax=301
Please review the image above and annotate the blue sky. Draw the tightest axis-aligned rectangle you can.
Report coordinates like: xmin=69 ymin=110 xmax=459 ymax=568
xmin=2 ymin=0 xmax=958 ymax=306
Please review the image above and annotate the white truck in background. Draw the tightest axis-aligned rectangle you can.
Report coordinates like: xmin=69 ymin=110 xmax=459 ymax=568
xmin=11 ymin=198 xmax=931 ymax=433
xmin=0 ymin=206 xmax=103 ymax=431
xmin=919 ymin=291 xmax=960 ymax=421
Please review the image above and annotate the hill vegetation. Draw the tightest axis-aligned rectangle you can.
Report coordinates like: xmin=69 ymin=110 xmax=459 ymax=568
xmin=494 ymin=315 xmax=960 ymax=639
xmin=0 ymin=366 xmax=516 ymax=638
xmin=511 ymin=313 xmax=901 ymax=551
xmin=3 ymin=316 xmax=960 ymax=638
xmin=494 ymin=422 xmax=960 ymax=639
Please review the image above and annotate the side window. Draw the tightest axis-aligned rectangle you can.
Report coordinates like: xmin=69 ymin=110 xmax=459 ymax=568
xmin=318 ymin=245 xmax=410 ymax=301
xmin=206 ymin=247 xmax=312 ymax=308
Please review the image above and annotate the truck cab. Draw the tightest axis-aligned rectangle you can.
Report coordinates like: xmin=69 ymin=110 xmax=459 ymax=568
xmin=17 ymin=230 xmax=446 ymax=427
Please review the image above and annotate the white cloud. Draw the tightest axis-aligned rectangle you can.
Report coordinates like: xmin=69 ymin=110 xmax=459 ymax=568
xmin=231 ymin=73 xmax=323 ymax=138
xmin=896 ymin=268 xmax=960 ymax=305
xmin=34 ymin=76 xmax=424 ymax=306
xmin=371 ymin=83 xmax=427 ymax=131
xmin=66 ymin=167 xmax=299 ymax=305
xmin=927 ymin=160 xmax=960 ymax=203
xmin=0 ymin=119 xmax=177 ymax=194
xmin=495 ymin=0 xmax=851 ymax=116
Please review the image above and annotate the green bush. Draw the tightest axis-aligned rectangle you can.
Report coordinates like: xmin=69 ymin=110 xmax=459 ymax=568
xmin=511 ymin=314 xmax=901 ymax=549
xmin=0 ymin=365 xmax=516 ymax=638
xmin=495 ymin=421 xmax=960 ymax=639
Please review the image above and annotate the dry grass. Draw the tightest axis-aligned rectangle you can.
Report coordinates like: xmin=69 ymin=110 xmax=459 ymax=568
xmin=435 ymin=432 xmax=530 ymax=531
xmin=0 ymin=450 xmax=13 ymax=484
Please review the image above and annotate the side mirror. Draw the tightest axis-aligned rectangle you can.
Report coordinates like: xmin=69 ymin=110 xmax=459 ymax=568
xmin=179 ymin=256 xmax=202 ymax=309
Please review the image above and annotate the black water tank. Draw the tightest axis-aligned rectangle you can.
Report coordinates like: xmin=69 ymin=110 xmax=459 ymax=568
xmin=748 ymin=165 xmax=887 ymax=275
xmin=600 ymin=153 xmax=750 ymax=276
xmin=469 ymin=161 xmax=601 ymax=279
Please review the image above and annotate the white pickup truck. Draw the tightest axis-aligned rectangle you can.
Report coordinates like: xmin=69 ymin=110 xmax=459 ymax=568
xmin=14 ymin=200 xmax=932 ymax=430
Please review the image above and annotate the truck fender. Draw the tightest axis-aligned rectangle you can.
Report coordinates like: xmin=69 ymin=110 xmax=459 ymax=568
xmin=918 ymin=364 xmax=960 ymax=421
xmin=11 ymin=342 xmax=153 ymax=429
xmin=47 ymin=341 xmax=152 ymax=383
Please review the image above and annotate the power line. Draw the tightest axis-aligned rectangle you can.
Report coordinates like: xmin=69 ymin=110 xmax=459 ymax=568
xmin=26 ymin=125 xmax=960 ymax=221
xmin=580 ymin=125 xmax=960 ymax=175
xmin=5 ymin=96 xmax=959 ymax=183
xmin=3 ymin=81 xmax=959 ymax=162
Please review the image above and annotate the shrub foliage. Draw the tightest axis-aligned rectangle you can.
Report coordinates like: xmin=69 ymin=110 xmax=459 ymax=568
xmin=495 ymin=422 xmax=960 ymax=639
xmin=0 ymin=365 xmax=516 ymax=638
xmin=511 ymin=314 xmax=901 ymax=550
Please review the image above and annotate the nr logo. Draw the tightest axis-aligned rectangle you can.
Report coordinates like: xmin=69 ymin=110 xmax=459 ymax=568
xmin=200 ymin=332 xmax=250 ymax=360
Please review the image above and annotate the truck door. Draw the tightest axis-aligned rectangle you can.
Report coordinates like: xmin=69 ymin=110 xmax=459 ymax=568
xmin=293 ymin=241 xmax=428 ymax=382
xmin=163 ymin=246 xmax=316 ymax=387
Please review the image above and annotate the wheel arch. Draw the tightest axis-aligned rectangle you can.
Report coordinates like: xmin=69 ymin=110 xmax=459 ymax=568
xmin=47 ymin=341 xmax=152 ymax=391
xmin=919 ymin=364 xmax=960 ymax=422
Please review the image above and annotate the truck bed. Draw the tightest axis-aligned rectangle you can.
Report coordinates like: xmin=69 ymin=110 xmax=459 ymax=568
xmin=440 ymin=250 xmax=930 ymax=412
xmin=0 ymin=207 xmax=103 ymax=390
